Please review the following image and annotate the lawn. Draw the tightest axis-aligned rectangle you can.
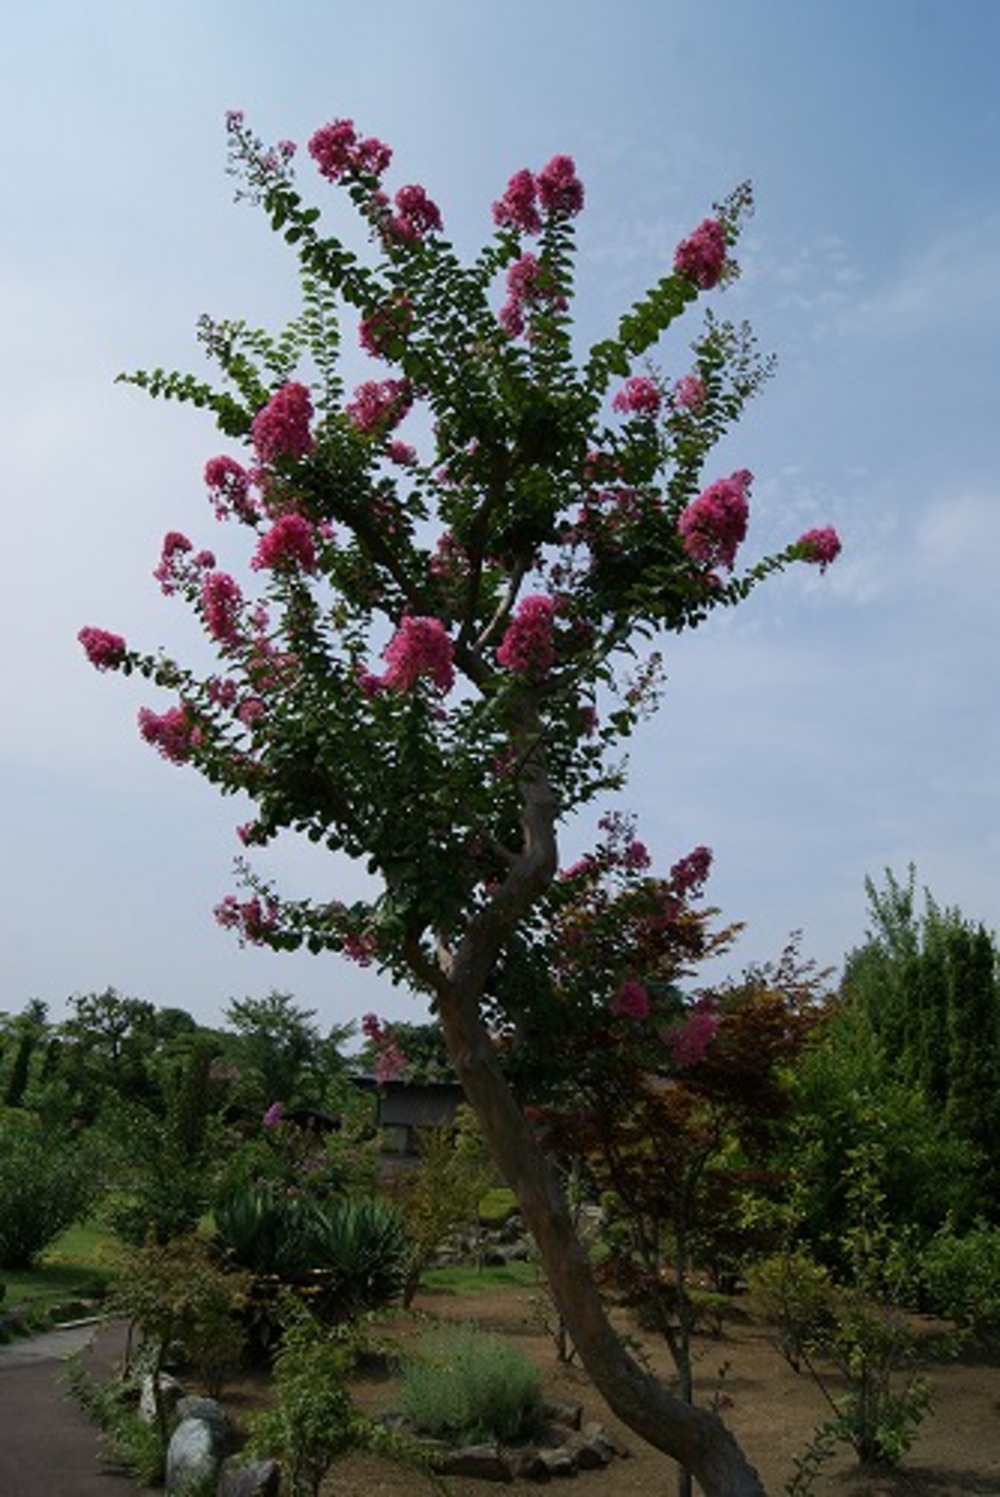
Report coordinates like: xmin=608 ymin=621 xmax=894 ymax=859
xmin=1 ymin=1220 xmax=117 ymax=1332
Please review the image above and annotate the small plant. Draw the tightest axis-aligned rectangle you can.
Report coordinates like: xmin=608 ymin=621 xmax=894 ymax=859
xmin=783 ymin=1421 xmax=838 ymax=1497
xmin=392 ymin=1105 xmax=495 ymax=1307
xmin=752 ymin=1145 xmax=934 ymax=1472
xmin=747 ymin=1247 xmax=835 ymax=1372
xmin=248 ymin=1295 xmax=431 ymax=1497
xmin=110 ymin=1232 xmax=251 ymax=1424
xmin=401 ymin=1322 xmax=543 ymax=1445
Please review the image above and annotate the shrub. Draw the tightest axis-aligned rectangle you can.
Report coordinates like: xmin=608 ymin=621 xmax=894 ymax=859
xmin=215 ymin=1188 xmax=410 ymax=1317
xmin=401 ymin=1322 xmax=543 ymax=1445
xmin=110 ymin=1234 xmax=251 ymax=1402
xmin=248 ymin=1295 xmax=424 ymax=1497
xmin=0 ymin=1113 xmax=101 ymax=1267
xmin=922 ymin=1226 xmax=1000 ymax=1344
xmin=746 ymin=1247 xmax=836 ymax=1372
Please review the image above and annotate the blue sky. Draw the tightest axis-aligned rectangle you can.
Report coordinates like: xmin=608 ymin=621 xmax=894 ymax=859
xmin=2 ymin=0 xmax=998 ymax=1031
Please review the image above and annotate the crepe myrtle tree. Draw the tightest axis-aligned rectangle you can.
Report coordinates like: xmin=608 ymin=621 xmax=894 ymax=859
xmin=80 ymin=111 xmax=840 ymax=1494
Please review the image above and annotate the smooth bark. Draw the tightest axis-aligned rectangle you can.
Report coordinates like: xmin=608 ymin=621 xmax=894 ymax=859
xmin=434 ymin=978 xmax=766 ymax=1495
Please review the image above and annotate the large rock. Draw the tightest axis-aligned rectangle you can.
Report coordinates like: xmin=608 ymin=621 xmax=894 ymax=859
xmin=165 ymin=1398 xmax=232 ymax=1495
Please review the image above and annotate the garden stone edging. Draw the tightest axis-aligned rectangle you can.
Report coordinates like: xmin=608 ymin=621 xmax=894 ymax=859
xmin=381 ymin=1398 xmax=632 ymax=1483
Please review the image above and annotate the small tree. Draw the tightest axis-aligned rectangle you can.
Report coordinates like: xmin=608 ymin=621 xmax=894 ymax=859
xmin=392 ymin=1104 xmax=495 ymax=1306
xmin=81 ymin=110 xmax=841 ymax=1494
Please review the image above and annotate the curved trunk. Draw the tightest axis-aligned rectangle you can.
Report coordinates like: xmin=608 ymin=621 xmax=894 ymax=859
xmin=435 ymin=980 xmax=767 ymax=1497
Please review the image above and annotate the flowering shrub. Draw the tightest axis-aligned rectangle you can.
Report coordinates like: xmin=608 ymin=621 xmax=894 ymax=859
xmin=80 ymin=109 xmax=842 ymax=1494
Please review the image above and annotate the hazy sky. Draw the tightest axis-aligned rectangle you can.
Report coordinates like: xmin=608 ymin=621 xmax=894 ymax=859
xmin=3 ymin=1 xmax=998 ymax=1033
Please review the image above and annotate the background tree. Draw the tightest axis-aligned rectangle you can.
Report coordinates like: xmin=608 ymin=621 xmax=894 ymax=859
xmin=222 ymin=989 xmax=354 ymax=1112
xmin=81 ymin=110 xmax=840 ymax=1495
xmin=804 ymin=868 xmax=1000 ymax=1241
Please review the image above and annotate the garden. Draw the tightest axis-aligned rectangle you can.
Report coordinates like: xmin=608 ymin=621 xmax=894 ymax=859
xmin=4 ymin=892 xmax=1000 ymax=1496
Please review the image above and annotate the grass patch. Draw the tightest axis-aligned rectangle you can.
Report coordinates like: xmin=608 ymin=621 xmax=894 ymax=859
xmin=421 ymin=1261 xmax=536 ymax=1296
xmin=1 ymin=1220 xmax=117 ymax=1331
xmin=478 ymin=1187 xmax=518 ymax=1226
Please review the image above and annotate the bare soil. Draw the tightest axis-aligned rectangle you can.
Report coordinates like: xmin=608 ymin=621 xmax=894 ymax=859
xmin=229 ymin=1281 xmax=1000 ymax=1495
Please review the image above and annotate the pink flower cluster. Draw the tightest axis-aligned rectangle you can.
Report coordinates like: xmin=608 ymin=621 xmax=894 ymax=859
xmin=201 ymin=571 xmax=244 ymax=648
xmin=204 ymin=455 xmax=257 ymax=523
xmin=383 ymin=183 xmax=443 ymax=243
xmin=612 ymin=978 xmax=651 ymax=1021
xmin=137 ymin=704 xmax=201 ymax=764
xmin=214 ymin=893 xmax=280 ymax=944
xmin=381 ymin=615 xmax=455 ymax=694
xmin=262 ymin=1101 xmax=284 ymax=1128
xmin=361 ymin=1013 xmax=408 ymax=1087
xmin=153 ymin=531 xmax=215 ymax=596
xmin=251 ymin=513 xmax=318 ymax=573
xmin=612 ymin=376 xmax=662 ymax=418
xmin=678 ymin=470 xmax=752 ymax=571
xmin=496 ymin=594 xmax=557 ymax=675
xmin=673 ymin=374 xmax=706 ymax=410
xmin=797 ymin=526 xmax=842 ymax=572
xmin=251 ymin=382 xmax=314 ymax=466
xmin=674 ymin=217 xmax=728 ymax=290
xmin=668 ymin=997 xmax=719 ymax=1068
xmin=492 ymin=155 xmax=585 ymax=231
xmin=308 ymin=118 xmax=392 ymax=181
xmin=78 ymin=626 xmax=126 ymax=671
xmin=498 ymin=253 xmax=568 ymax=339
xmin=346 ymin=378 xmax=412 ymax=435
xmin=670 ymin=845 xmax=713 ymax=896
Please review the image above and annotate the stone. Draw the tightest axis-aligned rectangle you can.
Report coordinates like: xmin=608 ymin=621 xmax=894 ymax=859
xmin=542 ymin=1399 xmax=583 ymax=1430
xmin=218 ymin=1455 xmax=281 ymax=1496
xmin=166 ymin=1401 xmax=233 ymax=1495
xmin=537 ymin=1443 xmax=578 ymax=1476
xmin=138 ymin=1371 xmax=184 ymax=1425
xmin=166 ymin=1416 xmax=223 ymax=1495
xmin=581 ymin=1419 xmax=630 ymax=1459
xmin=438 ymin=1443 xmax=514 ymax=1481
xmin=175 ymin=1395 xmax=230 ymax=1433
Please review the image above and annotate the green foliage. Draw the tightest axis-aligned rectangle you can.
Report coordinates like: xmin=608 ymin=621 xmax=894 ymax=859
xmin=214 ymin=1187 xmax=410 ymax=1320
xmin=921 ymin=1225 xmax=1000 ymax=1344
xmin=98 ymin=1040 xmax=224 ymax=1246
xmin=392 ymin=1105 xmax=496 ymax=1305
xmin=0 ymin=1112 xmax=103 ymax=1267
xmin=791 ymin=998 xmax=977 ymax=1261
xmin=110 ymin=1233 xmax=251 ymax=1400
xmin=746 ymin=1247 xmax=835 ymax=1373
xmin=222 ymin=990 xmax=355 ymax=1111
xmin=751 ymin=1145 xmax=933 ymax=1470
xmin=66 ymin=1356 xmax=168 ymax=1487
xmin=401 ymin=1321 xmax=543 ymax=1445
xmin=248 ymin=1296 xmax=428 ymax=1497
xmin=839 ymin=868 xmax=1000 ymax=1221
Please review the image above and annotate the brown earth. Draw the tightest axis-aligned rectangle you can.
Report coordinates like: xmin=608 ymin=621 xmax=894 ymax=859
xmin=227 ymin=1280 xmax=1000 ymax=1496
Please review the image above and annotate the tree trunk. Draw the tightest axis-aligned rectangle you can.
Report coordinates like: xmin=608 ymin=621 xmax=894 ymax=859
xmin=435 ymin=980 xmax=767 ymax=1497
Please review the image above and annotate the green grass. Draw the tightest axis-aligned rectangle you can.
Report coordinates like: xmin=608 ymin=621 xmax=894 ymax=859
xmin=478 ymin=1187 xmax=518 ymax=1225
xmin=1 ymin=1220 xmax=118 ymax=1328
xmin=420 ymin=1260 xmax=537 ymax=1295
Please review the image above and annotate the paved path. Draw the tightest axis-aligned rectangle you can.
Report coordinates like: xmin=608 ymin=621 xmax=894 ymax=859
xmin=0 ymin=1320 xmax=153 ymax=1495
